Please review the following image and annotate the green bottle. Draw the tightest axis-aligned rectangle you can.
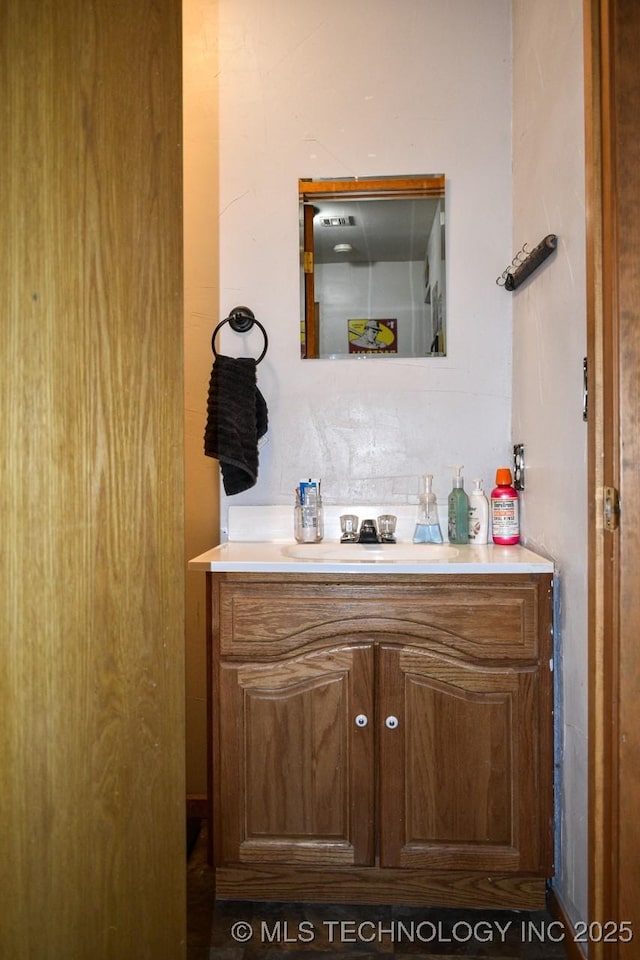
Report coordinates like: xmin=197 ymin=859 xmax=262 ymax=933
xmin=447 ymin=465 xmax=469 ymax=544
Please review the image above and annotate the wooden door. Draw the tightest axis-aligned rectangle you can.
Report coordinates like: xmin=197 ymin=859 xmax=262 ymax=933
xmin=217 ymin=644 xmax=375 ymax=866
xmin=585 ymin=1 xmax=640 ymax=951
xmin=378 ymin=645 xmax=551 ymax=874
xmin=0 ymin=1 xmax=184 ymax=956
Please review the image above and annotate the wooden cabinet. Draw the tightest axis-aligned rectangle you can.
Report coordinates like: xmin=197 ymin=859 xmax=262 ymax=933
xmin=378 ymin=644 xmax=542 ymax=873
xmin=218 ymin=643 xmax=375 ymax=866
xmin=207 ymin=572 xmax=553 ymax=910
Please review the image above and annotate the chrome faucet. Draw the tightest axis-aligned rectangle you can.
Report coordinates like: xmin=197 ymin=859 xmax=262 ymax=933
xmin=357 ymin=519 xmax=380 ymax=543
xmin=358 ymin=517 xmax=397 ymax=544
xmin=340 ymin=514 xmax=397 ymax=544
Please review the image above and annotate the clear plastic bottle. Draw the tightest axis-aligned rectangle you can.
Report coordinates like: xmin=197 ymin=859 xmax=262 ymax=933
xmin=413 ymin=474 xmax=443 ymax=543
xmin=491 ymin=468 xmax=520 ymax=545
xmin=447 ymin=465 xmax=469 ymax=544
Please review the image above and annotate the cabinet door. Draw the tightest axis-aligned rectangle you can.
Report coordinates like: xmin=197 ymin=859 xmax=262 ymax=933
xmin=217 ymin=644 xmax=375 ymax=866
xmin=379 ymin=644 xmax=549 ymax=873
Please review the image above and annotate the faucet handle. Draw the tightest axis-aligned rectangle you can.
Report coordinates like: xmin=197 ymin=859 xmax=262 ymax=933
xmin=377 ymin=514 xmax=397 ymax=542
xmin=340 ymin=514 xmax=359 ymax=542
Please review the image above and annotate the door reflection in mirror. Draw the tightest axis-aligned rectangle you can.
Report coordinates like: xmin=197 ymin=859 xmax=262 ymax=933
xmin=299 ymin=175 xmax=446 ymax=360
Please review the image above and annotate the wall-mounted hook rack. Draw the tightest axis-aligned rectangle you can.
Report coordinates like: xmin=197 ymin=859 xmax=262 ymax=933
xmin=496 ymin=234 xmax=558 ymax=291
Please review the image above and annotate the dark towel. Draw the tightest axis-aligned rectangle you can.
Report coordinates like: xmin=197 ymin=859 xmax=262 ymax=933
xmin=203 ymin=354 xmax=268 ymax=495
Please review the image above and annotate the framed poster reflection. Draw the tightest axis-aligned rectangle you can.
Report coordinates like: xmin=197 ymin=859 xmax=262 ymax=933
xmin=348 ymin=319 xmax=397 ymax=354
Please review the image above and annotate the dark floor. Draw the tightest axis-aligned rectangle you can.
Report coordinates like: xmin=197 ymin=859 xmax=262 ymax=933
xmin=187 ymin=823 xmax=568 ymax=960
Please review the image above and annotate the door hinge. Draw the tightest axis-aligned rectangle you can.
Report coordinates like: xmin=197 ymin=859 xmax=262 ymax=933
xmin=603 ymin=486 xmax=620 ymax=531
xmin=303 ymin=251 xmax=313 ymax=273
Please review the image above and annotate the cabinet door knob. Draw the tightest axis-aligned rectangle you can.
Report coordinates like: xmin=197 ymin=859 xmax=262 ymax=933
xmin=385 ymin=715 xmax=399 ymax=729
xmin=354 ymin=714 xmax=369 ymax=728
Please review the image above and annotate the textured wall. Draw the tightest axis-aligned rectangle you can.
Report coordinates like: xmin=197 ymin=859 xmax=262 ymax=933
xmin=512 ymin=0 xmax=588 ymax=928
xmin=215 ymin=0 xmax=513 ymax=525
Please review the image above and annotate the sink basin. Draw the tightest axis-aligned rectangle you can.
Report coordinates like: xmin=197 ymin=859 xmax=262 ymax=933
xmin=282 ymin=542 xmax=459 ymax=563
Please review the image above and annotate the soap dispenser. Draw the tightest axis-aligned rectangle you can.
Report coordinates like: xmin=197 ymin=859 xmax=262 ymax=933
xmin=413 ymin=474 xmax=443 ymax=543
xmin=447 ymin=465 xmax=470 ymax=544
xmin=469 ymin=478 xmax=490 ymax=544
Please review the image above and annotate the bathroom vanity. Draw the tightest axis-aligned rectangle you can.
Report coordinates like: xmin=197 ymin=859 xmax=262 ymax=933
xmin=189 ymin=536 xmax=554 ymax=910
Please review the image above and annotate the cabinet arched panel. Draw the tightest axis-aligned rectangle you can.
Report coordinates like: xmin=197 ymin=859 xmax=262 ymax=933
xmin=217 ymin=644 xmax=375 ymax=866
xmin=379 ymin=645 xmax=542 ymax=872
xmin=404 ymin=677 xmax=513 ymax=845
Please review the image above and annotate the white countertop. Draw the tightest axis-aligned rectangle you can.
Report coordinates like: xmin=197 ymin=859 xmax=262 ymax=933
xmin=188 ymin=540 xmax=554 ymax=575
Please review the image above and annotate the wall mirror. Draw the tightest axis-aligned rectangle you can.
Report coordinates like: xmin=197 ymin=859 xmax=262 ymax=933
xmin=299 ymin=174 xmax=446 ymax=360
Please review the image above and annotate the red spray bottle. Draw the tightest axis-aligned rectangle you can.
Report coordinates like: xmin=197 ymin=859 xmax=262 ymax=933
xmin=491 ymin=468 xmax=520 ymax=545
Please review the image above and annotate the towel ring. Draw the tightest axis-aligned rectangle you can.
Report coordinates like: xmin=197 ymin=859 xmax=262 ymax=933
xmin=211 ymin=306 xmax=268 ymax=364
